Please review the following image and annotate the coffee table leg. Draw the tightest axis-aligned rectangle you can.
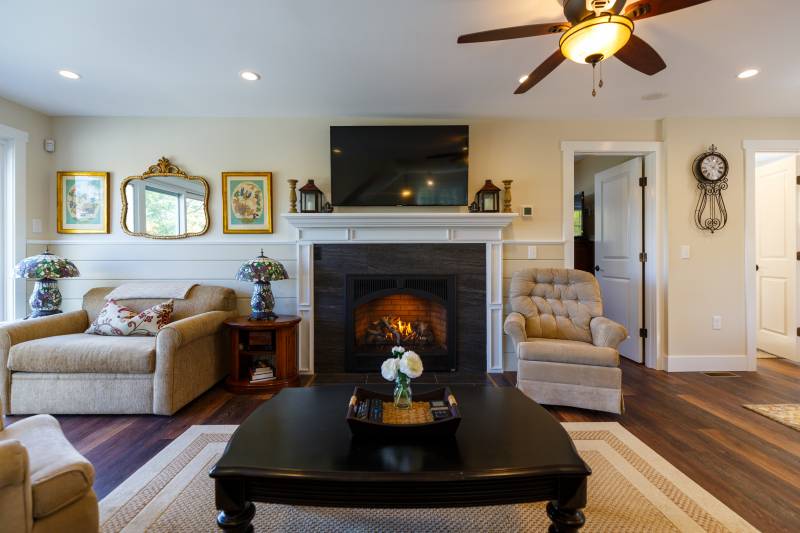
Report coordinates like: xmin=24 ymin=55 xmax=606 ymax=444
xmin=215 ymin=479 xmax=255 ymax=532
xmin=547 ymin=476 xmax=587 ymax=532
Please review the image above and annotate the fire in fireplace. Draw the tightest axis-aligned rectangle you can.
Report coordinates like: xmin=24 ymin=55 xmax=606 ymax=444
xmin=346 ymin=275 xmax=456 ymax=372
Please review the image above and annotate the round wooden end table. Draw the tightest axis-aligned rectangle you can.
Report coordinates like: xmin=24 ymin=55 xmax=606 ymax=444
xmin=224 ymin=315 xmax=301 ymax=394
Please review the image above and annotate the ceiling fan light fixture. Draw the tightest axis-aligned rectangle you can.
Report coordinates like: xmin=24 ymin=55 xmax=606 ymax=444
xmin=559 ymin=14 xmax=633 ymax=64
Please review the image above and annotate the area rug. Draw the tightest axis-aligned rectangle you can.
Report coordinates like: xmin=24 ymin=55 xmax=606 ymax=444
xmin=98 ymin=423 xmax=755 ymax=532
xmin=743 ymin=403 xmax=800 ymax=431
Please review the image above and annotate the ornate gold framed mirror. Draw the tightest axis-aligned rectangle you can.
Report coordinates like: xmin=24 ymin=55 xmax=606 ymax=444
xmin=121 ymin=157 xmax=210 ymax=239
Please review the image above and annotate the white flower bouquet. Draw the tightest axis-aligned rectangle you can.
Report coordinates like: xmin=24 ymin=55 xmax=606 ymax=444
xmin=381 ymin=346 xmax=423 ymax=409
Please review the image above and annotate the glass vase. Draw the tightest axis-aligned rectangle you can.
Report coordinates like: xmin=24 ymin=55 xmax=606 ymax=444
xmin=394 ymin=373 xmax=412 ymax=409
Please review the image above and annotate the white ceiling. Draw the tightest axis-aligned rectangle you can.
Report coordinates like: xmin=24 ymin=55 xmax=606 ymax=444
xmin=1 ymin=0 xmax=798 ymax=119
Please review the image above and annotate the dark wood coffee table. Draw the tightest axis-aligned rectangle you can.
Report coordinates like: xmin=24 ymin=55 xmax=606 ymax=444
xmin=210 ymin=386 xmax=590 ymax=532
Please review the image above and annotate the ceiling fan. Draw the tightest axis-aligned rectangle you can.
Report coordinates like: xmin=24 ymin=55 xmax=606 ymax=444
xmin=457 ymin=0 xmax=712 ymax=95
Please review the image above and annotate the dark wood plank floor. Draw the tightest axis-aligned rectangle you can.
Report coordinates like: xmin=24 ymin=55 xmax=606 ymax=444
xmin=5 ymin=358 xmax=800 ymax=531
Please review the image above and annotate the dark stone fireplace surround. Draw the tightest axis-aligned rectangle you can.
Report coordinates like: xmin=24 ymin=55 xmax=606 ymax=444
xmin=314 ymin=243 xmax=486 ymax=374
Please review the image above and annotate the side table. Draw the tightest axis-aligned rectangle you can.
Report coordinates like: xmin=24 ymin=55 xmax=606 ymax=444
xmin=224 ymin=315 xmax=301 ymax=394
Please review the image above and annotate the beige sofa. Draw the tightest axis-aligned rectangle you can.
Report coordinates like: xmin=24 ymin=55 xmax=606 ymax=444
xmin=0 ymin=407 xmax=98 ymax=533
xmin=0 ymin=285 xmax=237 ymax=416
xmin=504 ymin=268 xmax=627 ymax=414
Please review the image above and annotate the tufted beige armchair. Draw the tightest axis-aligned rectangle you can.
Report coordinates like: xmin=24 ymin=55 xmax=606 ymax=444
xmin=504 ymin=268 xmax=627 ymax=414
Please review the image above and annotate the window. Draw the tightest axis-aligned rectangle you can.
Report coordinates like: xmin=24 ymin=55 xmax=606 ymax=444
xmin=0 ymin=142 xmax=5 ymax=321
xmin=145 ymin=186 xmax=180 ymax=236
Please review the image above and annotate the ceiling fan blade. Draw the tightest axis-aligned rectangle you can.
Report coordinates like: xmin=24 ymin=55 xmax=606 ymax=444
xmin=615 ymin=35 xmax=666 ymax=75
xmin=458 ymin=22 xmax=569 ymax=44
xmin=624 ymin=0 xmax=713 ymax=21
xmin=514 ymin=50 xmax=566 ymax=94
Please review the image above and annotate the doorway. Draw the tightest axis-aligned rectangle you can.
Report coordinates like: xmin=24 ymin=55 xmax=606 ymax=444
xmin=574 ymin=155 xmax=645 ymax=362
xmin=744 ymin=141 xmax=800 ymax=370
xmin=562 ymin=141 xmax=664 ymax=370
xmin=753 ymin=152 xmax=800 ymax=362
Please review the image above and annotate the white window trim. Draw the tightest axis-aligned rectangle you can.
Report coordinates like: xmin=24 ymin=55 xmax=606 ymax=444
xmin=0 ymin=124 xmax=29 ymax=320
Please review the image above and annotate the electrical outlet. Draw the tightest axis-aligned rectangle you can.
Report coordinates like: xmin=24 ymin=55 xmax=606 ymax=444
xmin=680 ymin=245 xmax=690 ymax=259
xmin=527 ymin=246 xmax=538 ymax=259
xmin=712 ymin=315 xmax=722 ymax=330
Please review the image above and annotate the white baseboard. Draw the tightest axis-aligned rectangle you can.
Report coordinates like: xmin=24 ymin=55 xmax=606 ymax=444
xmin=665 ymin=354 xmax=749 ymax=373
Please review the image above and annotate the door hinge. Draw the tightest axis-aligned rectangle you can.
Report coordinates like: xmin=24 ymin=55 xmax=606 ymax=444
xmin=639 ymin=328 xmax=648 ymax=338
xmin=639 ymin=176 xmax=648 ymax=187
xmin=639 ymin=252 xmax=648 ymax=262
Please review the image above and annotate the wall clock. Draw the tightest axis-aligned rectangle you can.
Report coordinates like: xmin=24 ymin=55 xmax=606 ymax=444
xmin=693 ymin=144 xmax=729 ymax=233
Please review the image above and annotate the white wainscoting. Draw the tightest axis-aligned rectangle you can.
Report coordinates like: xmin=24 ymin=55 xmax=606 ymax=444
xmin=25 ymin=241 xmax=298 ymax=317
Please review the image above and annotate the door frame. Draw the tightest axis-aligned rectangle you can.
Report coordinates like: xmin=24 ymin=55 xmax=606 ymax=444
xmin=561 ymin=141 xmax=665 ymax=370
xmin=743 ymin=140 xmax=800 ymax=371
xmin=0 ymin=123 xmax=28 ymax=321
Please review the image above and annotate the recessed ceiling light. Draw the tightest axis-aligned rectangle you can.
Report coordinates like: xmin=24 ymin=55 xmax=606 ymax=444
xmin=737 ymin=68 xmax=759 ymax=79
xmin=519 ymin=75 xmax=529 ymax=84
xmin=58 ymin=70 xmax=80 ymax=80
xmin=240 ymin=70 xmax=261 ymax=81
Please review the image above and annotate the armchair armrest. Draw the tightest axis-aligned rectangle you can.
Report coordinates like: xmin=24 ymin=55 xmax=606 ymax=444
xmin=1 ymin=311 xmax=89 ymax=413
xmin=0 ymin=438 xmax=32 ymax=533
xmin=157 ymin=310 xmax=233 ymax=352
xmin=154 ymin=310 xmax=234 ymax=415
xmin=503 ymin=312 xmax=527 ymax=349
xmin=0 ymin=439 xmax=28 ymax=490
xmin=0 ymin=311 xmax=89 ymax=348
xmin=590 ymin=317 xmax=628 ymax=349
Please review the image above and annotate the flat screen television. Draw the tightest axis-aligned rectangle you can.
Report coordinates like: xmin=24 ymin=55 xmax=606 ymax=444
xmin=330 ymin=125 xmax=469 ymax=206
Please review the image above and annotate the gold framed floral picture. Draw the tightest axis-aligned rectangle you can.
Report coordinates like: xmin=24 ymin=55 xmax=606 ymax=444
xmin=57 ymin=171 xmax=110 ymax=234
xmin=222 ymin=172 xmax=273 ymax=234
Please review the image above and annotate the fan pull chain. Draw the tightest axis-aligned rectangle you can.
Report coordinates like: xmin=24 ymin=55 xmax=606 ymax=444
xmin=591 ymin=61 xmax=605 ymax=97
xmin=598 ymin=61 xmax=604 ymax=89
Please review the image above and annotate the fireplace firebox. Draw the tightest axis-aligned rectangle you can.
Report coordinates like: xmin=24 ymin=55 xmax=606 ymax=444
xmin=345 ymin=275 xmax=456 ymax=372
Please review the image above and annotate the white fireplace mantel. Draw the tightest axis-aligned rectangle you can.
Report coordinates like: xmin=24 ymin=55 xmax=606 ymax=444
xmin=283 ymin=212 xmax=517 ymax=242
xmin=283 ymin=212 xmax=517 ymax=374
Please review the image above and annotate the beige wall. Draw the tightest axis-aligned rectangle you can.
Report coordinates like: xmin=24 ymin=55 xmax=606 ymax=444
xmin=6 ymin=97 xmax=800 ymax=367
xmin=46 ymin=117 xmax=659 ymax=241
xmin=662 ymin=117 xmax=800 ymax=358
xmin=0 ymin=96 xmax=52 ymax=234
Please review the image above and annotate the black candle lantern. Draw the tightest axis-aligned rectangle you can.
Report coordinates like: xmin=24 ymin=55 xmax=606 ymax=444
xmin=299 ymin=179 xmax=324 ymax=213
xmin=475 ymin=179 xmax=501 ymax=213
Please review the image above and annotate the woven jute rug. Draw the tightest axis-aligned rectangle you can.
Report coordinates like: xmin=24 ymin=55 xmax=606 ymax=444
xmin=99 ymin=423 xmax=755 ymax=532
xmin=743 ymin=403 xmax=800 ymax=431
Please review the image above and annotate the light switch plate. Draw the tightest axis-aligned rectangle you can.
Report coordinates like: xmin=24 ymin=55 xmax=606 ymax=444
xmin=527 ymin=246 xmax=538 ymax=259
xmin=712 ymin=315 xmax=722 ymax=330
xmin=680 ymin=245 xmax=690 ymax=259
xmin=32 ymin=218 xmax=42 ymax=233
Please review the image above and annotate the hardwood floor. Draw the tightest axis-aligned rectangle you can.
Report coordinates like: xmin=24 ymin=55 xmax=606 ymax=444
xmin=5 ymin=358 xmax=800 ymax=531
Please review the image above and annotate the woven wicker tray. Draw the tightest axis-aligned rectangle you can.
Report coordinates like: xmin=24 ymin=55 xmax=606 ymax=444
xmin=346 ymin=386 xmax=461 ymax=440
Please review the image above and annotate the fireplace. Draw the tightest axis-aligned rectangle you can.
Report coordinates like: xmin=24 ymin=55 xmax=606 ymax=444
xmin=345 ymin=275 xmax=456 ymax=372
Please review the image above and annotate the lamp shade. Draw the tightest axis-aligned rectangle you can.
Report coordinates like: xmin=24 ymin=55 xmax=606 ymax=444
xmin=559 ymin=14 xmax=633 ymax=64
xmin=14 ymin=251 xmax=79 ymax=280
xmin=236 ymin=250 xmax=288 ymax=283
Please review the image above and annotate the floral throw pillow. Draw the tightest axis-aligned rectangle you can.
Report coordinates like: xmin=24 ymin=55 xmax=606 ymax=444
xmin=86 ymin=299 xmax=174 ymax=336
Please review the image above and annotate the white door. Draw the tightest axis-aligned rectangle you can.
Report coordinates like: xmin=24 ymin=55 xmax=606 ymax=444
xmin=756 ymin=155 xmax=797 ymax=360
xmin=594 ymin=158 xmax=643 ymax=362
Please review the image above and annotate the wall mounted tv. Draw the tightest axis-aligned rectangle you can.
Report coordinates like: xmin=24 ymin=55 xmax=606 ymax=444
xmin=330 ymin=125 xmax=469 ymax=206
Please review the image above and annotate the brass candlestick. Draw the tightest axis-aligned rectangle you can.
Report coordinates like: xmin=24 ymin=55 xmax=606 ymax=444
xmin=502 ymin=180 xmax=513 ymax=213
xmin=288 ymin=179 xmax=298 ymax=213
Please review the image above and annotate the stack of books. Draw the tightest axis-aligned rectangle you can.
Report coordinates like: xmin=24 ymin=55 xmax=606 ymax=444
xmin=249 ymin=361 xmax=275 ymax=384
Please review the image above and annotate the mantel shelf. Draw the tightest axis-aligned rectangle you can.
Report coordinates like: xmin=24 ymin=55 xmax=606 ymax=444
xmin=282 ymin=213 xmax=518 ymax=241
